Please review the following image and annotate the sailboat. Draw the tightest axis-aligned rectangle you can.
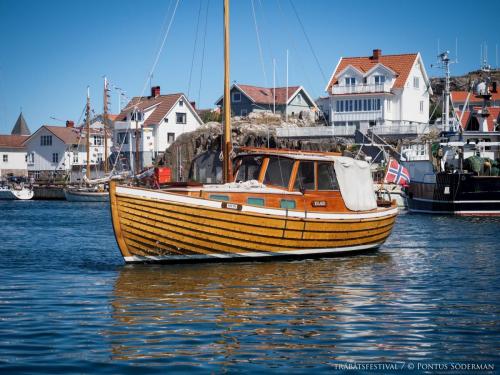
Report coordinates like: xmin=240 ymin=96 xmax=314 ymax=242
xmin=108 ymin=0 xmax=398 ymax=263
xmin=64 ymin=85 xmax=110 ymax=202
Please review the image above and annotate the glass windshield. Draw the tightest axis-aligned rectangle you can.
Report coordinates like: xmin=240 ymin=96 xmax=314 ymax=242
xmin=263 ymin=156 xmax=294 ymax=188
xmin=294 ymin=161 xmax=315 ymax=191
xmin=317 ymin=162 xmax=339 ymax=190
xmin=234 ymin=155 xmax=263 ymax=182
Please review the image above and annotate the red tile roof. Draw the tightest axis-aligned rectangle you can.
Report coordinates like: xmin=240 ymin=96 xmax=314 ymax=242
xmin=236 ymin=84 xmax=301 ymax=105
xmin=0 ymin=135 xmax=29 ymax=148
xmin=451 ymin=90 xmax=500 ymax=103
xmin=456 ymin=107 xmax=500 ymax=131
xmin=326 ymin=53 xmax=419 ymax=91
xmin=116 ymin=93 xmax=186 ymax=126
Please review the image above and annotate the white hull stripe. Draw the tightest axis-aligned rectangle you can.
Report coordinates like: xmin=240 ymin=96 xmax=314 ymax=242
xmin=116 ymin=186 xmax=398 ymax=220
xmin=410 ymin=197 xmax=500 ymax=204
xmin=124 ymin=243 xmax=382 ymax=262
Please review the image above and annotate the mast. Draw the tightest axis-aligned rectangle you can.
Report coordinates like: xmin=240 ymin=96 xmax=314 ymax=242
xmin=103 ymin=76 xmax=109 ymax=174
xmin=223 ymin=0 xmax=232 ymax=183
xmin=286 ymin=49 xmax=288 ymax=123
xmin=86 ymin=86 xmax=91 ymax=180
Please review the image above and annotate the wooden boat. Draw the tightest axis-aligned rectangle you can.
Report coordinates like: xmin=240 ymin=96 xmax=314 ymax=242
xmin=109 ymin=0 xmax=398 ymax=263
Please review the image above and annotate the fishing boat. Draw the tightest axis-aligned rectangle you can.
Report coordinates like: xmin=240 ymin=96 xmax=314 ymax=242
xmin=403 ymin=52 xmax=500 ymax=216
xmin=109 ymin=0 xmax=398 ymax=263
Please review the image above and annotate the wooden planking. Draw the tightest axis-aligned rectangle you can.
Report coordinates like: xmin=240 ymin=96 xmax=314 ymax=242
xmin=117 ymin=200 xmax=394 ymax=247
xmin=117 ymin=201 xmax=393 ymax=256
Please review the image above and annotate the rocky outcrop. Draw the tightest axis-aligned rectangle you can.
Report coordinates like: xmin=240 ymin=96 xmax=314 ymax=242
xmin=158 ymin=115 xmax=353 ymax=180
xmin=430 ymin=69 xmax=500 ymax=98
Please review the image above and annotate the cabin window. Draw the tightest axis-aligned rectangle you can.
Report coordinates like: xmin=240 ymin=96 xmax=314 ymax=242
xmin=247 ymin=197 xmax=265 ymax=206
xmin=209 ymin=194 xmax=229 ymax=201
xmin=176 ymin=112 xmax=186 ymax=124
xmin=232 ymin=92 xmax=241 ymax=102
xmin=317 ymin=162 xmax=339 ymax=190
xmin=234 ymin=155 xmax=263 ymax=182
xmin=280 ymin=199 xmax=296 ymax=209
xmin=263 ymin=156 xmax=294 ymax=188
xmin=294 ymin=161 xmax=315 ymax=191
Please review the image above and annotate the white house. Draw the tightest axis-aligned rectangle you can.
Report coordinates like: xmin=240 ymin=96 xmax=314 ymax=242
xmin=25 ymin=121 xmax=113 ymax=181
xmin=324 ymin=49 xmax=432 ymax=136
xmin=0 ymin=112 xmax=31 ymax=178
xmin=114 ymin=86 xmax=203 ymax=170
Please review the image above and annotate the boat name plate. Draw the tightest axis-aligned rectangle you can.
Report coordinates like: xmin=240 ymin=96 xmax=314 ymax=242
xmin=222 ymin=202 xmax=242 ymax=211
xmin=312 ymin=200 xmax=327 ymax=207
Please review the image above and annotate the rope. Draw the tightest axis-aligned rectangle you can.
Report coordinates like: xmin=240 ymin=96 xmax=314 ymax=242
xmin=251 ymin=0 xmax=268 ymax=87
xmin=187 ymin=0 xmax=203 ymax=99
xmin=288 ymin=0 xmax=328 ymax=84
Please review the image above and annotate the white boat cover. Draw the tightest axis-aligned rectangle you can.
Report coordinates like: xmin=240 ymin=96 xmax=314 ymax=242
xmin=334 ymin=157 xmax=377 ymax=211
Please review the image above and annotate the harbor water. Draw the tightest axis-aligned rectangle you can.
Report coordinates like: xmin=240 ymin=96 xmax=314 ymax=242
xmin=0 ymin=200 xmax=498 ymax=373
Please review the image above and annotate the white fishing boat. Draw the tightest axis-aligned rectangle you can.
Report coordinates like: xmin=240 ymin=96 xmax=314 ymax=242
xmin=64 ymin=186 xmax=109 ymax=202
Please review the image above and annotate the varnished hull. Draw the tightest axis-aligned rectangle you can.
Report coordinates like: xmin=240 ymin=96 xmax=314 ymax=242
xmin=110 ymin=183 xmax=398 ymax=263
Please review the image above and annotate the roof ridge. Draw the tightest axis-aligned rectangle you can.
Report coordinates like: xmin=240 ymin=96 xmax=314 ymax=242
xmin=341 ymin=53 xmax=418 ymax=59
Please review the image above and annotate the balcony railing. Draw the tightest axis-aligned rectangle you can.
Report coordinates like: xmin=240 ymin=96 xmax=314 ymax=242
xmin=276 ymin=125 xmax=357 ymax=138
xmin=331 ymin=110 xmax=382 ymax=122
xmin=370 ymin=123 xmax=429 ymax=135
xmin=331 ymin=83 xmax=392 ymax=95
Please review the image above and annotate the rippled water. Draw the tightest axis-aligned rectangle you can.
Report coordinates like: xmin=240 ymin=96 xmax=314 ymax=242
xmin=0 ymin=201 xmax=498 ymax=373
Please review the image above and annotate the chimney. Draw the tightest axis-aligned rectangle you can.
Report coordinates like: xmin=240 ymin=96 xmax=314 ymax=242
xmin=190 ymin=101 xmax=196 ymax=109
xmin=372 ymin=49 xmax=381 ymax=61
xmin=66 ymin=120 xmax=74 ymax=128
xmin=151 ymin=86 xmax=161 ymax=97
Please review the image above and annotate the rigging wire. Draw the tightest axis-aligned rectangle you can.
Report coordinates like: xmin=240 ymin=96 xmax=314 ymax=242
xmin=251 ymin=0 xmax=268 ymax=87
xmin=137 ymin=0 xmax=181 ymax=103
xmin=197 ymin=0 xmax=210 ymax=107
xmin=288 ymin=0 xmax=327 ymax=84
xmin=187 ymin=0 xmax=203 ymax=99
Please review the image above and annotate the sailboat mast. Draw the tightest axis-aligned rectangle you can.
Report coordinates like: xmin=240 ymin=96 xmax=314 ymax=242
xmin=223 ymin=0 xmax=232 ymax=183
xmin=86 ymin=87 xmax=91 ymax=180
xmin=103 ymin=77 xmax=109 ymax=174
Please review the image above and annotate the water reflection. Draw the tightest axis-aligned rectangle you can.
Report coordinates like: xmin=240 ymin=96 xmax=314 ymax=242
xmin=108 ymin=255 xmax=443 ymax=367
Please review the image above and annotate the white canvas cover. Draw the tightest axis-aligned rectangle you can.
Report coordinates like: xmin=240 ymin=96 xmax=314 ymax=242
xmin=333 ymin=157 xmax=377 ymax=211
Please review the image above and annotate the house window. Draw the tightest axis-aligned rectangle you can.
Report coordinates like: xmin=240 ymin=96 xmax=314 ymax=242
xmin=413 ymin=77 xmax=419 ymax=88
xmin=2 ymin=154 xmax=7 ymax=162
xmin=167 ymin=132 xmax=175 ymax=143
xmin=241 ymin=109 xmax=247 ymax=117
xmin=179 ymin=100 xmax=184 ymax=107
xmin=232 ymin=92 xmax=241 ymax=102
xmin=375 ymin=99 xmax=381 ymax=111
xmin=97 ymin=153 xmax=103 ymax=163
xmin=52 ymin=153 xmax=59 ymax=163
xmin=130 ymin=111 xmax=144 ymax=121
xmin=176 ymin=112 xmax=186 ymax=124
xmin=93 ymin=135 xmax=103 ymax=146
xmin=117 ymin=132 xmax=129 ymax=145
xmin=297 ymin=95 xmax=302 ymax=103
xmin=345 ymin=77 xmax=356 ymax=86
xmin=73 ymin=153 xmax=79 ymax=163
xmin=386 ymin=100 xmax=391 ymax=111
xmin=420 ymin=100 xmax=424 ymax=113
xmin=374 ymin=75 xmax=385 ymax=85
xmin=41 ymin=135 xmax=52 ymax=146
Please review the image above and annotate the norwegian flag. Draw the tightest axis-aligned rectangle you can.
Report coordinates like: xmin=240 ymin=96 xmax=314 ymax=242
xmin=384 ymin=159 xmax=410 ymax=186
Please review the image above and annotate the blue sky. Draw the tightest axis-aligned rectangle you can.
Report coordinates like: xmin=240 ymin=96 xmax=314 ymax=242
xmin=0 ymin=0 xmax=499 ymax=134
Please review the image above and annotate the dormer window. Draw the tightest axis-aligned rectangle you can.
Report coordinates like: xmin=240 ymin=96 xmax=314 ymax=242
xmin=345 ymin=77 xmax=356 ymax=86
xmin=374 ymin=75 xmax=385 ymax=84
